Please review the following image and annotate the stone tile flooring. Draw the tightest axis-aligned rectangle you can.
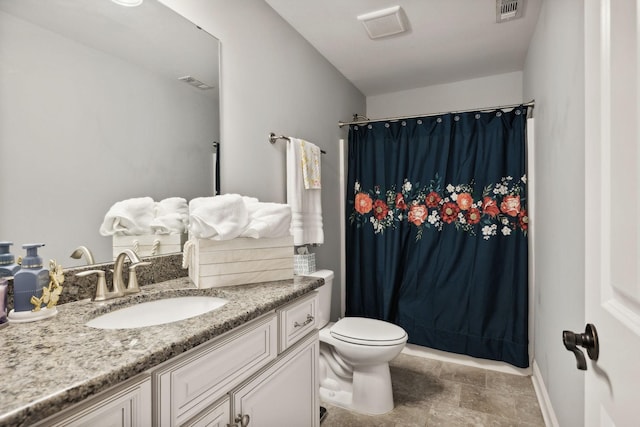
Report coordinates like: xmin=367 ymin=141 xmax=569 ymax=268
xmin=321 ymin=353 xmax=545 ymax=427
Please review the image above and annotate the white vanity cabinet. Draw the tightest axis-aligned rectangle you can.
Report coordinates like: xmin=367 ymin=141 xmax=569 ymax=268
xmin=33 ymin=375 xmax=152 ymax=427
xmin=153 ymin=291 xmax=320 ymax=427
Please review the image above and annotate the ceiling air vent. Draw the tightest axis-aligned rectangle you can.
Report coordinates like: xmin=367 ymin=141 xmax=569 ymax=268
xmin=496 ymin=0 xmax=523 ymax=23
xmin=178 ymin=75 xmax=214 ymax=90
xmin=357 ymin=6 xmax=408 ymax=40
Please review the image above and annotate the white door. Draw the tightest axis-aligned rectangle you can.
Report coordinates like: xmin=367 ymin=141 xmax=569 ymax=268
xmin=584 ymin=1 xmax=640 ymax=426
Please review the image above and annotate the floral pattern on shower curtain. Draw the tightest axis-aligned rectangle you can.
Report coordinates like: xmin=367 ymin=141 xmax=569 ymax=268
xmin=346 ymin=107 xmax=529 ymax=368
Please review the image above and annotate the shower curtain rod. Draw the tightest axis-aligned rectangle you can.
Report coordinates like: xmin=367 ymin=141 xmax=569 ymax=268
xmin=338 ymin=100 xmax=535 ymax=127
xmin=268 ymin=132 xmax=327 ymax=154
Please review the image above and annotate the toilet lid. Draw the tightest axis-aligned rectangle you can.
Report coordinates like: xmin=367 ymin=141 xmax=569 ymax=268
xmin=330 ymin=317 xmax=407 ymax=346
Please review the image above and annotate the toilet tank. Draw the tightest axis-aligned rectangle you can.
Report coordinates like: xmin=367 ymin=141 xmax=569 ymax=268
xmin=307 ymin=269 xmax=333 ymax=328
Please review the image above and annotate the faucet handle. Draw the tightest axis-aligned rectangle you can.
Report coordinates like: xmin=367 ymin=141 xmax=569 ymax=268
xmin=125 ymin=261 xmax=151 ymax=294
xmin=76 ymin=270 xmax=108 ymax=301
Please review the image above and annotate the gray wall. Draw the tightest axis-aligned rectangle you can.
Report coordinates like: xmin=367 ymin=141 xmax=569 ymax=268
xmin=523 ymin=0 xmax=585 ymax=425
xmin=367 ymin=71 xmax=523 ymax=118
xmin=160 ymin=0 xmax=366 ymax=319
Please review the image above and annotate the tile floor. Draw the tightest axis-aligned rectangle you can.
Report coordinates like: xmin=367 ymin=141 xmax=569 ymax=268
xmin=321 ymin=353 xmax=545 ymax=427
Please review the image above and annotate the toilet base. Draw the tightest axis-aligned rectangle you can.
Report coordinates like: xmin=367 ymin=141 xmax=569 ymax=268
xmin=319 ymin=363 xmax=394 ymax=415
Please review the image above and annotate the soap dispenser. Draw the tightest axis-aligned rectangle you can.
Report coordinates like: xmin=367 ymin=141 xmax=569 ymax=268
xmin=12 ymin=243 xmax=49 ymax=312
xmin=0 ymin=241 xmax=20 ymax=278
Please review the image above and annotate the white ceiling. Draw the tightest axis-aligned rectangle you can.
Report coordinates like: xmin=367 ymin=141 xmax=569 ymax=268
xmin=265 ymin=0 xmax=542 ymax=96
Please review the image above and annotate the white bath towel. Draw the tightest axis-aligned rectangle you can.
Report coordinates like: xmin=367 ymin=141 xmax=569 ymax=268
xmin=150 ymin=197 xmax=188 ymax=235
xmin=188 ymin=194 xmax=250 ymax=240
xmin=287 ymin=138 xmax=324 ymax=245
xmin=301 ymin=139 xmax=322 ymax=189
xmin=99 ymin=197 xmax=155 ymax=236
xmin=241 ymin=199 xmax=292 ymax=239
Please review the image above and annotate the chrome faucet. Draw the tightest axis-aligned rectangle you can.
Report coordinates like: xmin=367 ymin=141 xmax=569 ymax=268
xmin=76 ymin=249 xmax=151 ymax=301
xmin=70 ymin=246 xmax=95 ymax=265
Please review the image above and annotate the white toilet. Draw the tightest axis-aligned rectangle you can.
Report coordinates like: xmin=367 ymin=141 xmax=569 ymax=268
xmin=309 ymin=269 xmax=408 ymax=415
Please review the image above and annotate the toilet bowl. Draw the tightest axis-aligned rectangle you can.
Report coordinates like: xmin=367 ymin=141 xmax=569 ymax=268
xmin=308 ymin=270 xmax=407 ymax=415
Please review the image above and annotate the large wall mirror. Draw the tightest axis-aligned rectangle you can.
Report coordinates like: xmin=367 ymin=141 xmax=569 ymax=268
xmin=0 ymin=0 xmax=220 ymax=267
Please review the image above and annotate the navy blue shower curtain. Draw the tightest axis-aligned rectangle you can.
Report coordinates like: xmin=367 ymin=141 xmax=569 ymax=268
xmin=345 ymin=107 xmax=529 ymax=368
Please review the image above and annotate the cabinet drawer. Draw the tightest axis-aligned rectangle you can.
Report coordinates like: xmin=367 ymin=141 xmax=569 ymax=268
xmin=153 ymin=313 xmax=278 ymax=426
xmin=278 ymin=291 xmax=318 ymax=352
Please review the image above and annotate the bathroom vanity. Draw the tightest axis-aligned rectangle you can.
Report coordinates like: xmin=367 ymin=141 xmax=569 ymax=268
xmin=0 ymin=276 xmax=322 ymax=427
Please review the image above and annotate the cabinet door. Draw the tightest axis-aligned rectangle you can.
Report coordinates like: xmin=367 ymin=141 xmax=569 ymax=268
xmin=231 ymin=331 xmax=319 ymax=427
xmin=34 ymin=375 xmax=151 ymax=427
xmin=153 ymin=313 xmax=278 ymax=426
xmin=182 ymin=396 xmax=229 ymax=427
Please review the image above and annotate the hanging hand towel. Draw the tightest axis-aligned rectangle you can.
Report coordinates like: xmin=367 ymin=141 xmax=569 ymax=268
xmin=99 ymin=197 xmax=155 ymax=236
xmin=287 ymin=138 xmax=324 ymax=246
xmin=301 ymin=140 xmax=322 ymax=189
xmin=188 ymin=194 xmax=250 ymax=240
xmin=240 ymin=198 xmax=292 ymax=239
xmin=150 ymin=197 xmax=188 ymax=235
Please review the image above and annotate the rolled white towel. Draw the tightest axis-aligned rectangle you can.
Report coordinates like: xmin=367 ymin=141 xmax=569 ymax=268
xmin=99 ymin=197 xmax=155 ymax=236
xmin=151 ymin=197 xmax=188 ymax=235
xmin=241 ymin=199 xmax=292 ymax=239
xmin=188 ymin=194 xmax=250 ymax=240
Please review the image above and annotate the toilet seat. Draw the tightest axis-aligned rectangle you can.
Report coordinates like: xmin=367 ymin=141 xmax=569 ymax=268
xmin=330 ymin=317 xmax=407 ymax=346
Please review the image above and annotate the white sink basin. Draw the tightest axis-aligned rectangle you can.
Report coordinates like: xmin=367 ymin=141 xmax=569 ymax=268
xmin=86 ymin=296 xmax=228 ymax=329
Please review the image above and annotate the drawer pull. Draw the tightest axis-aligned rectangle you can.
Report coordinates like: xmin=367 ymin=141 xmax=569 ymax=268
xmin=294 ymin=314 xmax=314 ymax=328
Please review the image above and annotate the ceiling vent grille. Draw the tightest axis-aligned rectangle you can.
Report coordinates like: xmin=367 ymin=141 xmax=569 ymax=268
xmin=178 ymin=75 xmax=214 ymax=90
xmin=496 ymin=0 xmax=523 ymax=23
xmin=357 ymin=6 xmax=408 ymax=40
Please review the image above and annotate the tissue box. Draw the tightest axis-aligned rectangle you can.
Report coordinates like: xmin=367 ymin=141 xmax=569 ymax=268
xmin=112 ymin=234 xmax=187 ymax=259
xmin=293 ymin=253 xmax=316 ymax=275
xmin=189 ymin=236 xmax=294 ymax=288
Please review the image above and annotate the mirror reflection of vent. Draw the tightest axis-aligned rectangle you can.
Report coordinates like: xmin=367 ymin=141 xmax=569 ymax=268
xmin=496 ymin=0 xmax=523 ymax=23
xmin=178 ymin=75 xmax=214 ymax=90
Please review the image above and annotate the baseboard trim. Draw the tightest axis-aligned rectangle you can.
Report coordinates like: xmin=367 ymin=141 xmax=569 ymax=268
xmin=402 ymin=343 xmax=531 ymax=376
xmin=531 ymin=360 xmax=559 ymax=427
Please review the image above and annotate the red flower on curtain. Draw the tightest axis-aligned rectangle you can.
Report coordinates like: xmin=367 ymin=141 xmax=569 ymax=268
xmin=518 ymin=210 xmax=529 ymax=230
xmin=482 ymin=197 xmax=500 ymax=217
xmin=355 ymin=193 xmax=373 ymax=214
xmin=395 ymin=193 xmax=407 ymax=210
xmin=500 ymin=195 xmax=521 ymax=217
xmin=456 ymin=193 xmax=473 ymax=210
xmin=466 ymin=208 xmax=482 ymax=225
xmin=441 ymin=202 xmax=460 ymax=224
xmin=408 ymin=204 xmax=428 ymax=226
xmin=373 ymin=199 xmax=389 ymax=220
xmin=425 ymin=191 xmax=442 ymax=208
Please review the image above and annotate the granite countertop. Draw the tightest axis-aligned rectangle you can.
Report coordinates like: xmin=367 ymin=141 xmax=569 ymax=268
xmin=0 ymin=275 xmax=323 ymax=427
